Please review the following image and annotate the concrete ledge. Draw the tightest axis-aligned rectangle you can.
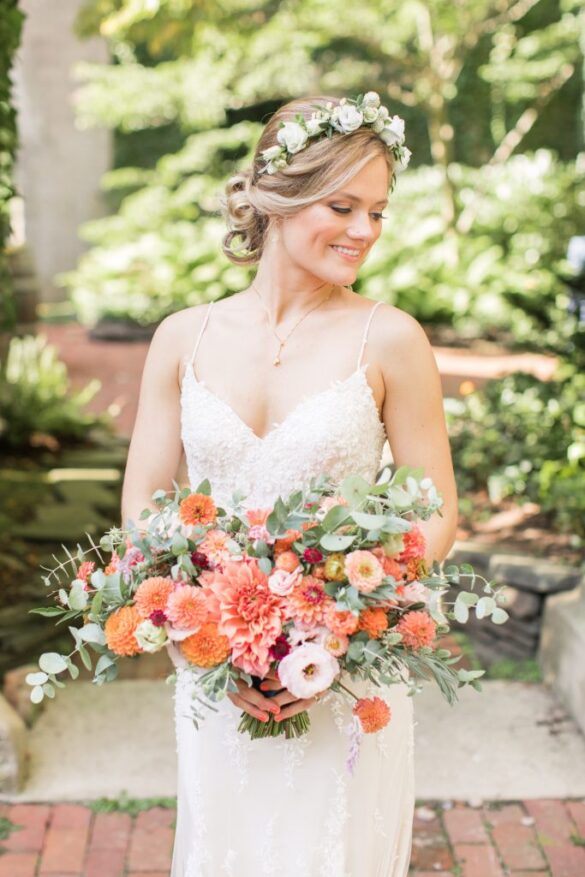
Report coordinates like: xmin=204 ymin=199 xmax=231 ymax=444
xmin=539 ymin=581 xmax=585 ymax=735
xmin=0 ymin=693 xmax=28 ymax=794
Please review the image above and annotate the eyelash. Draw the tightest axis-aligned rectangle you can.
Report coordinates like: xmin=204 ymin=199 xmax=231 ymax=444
xmin=330 ymin=205 xmax=387 ymax=221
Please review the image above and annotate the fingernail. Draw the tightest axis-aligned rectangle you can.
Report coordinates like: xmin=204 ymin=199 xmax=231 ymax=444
xmin=260 ymin=712 xmax=269 ymax=722
xmin=259 ymin=683 xmax=268 ymax=690
xmin=269 ymin=704 xmax=280 ymax=714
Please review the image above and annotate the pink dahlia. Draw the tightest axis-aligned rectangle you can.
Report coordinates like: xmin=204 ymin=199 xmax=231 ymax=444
xmin=344 ymin=550 xmax=385 ymax=593
xmin=287 ymin=575 xmax=334 ymax=626
xmin=201 ymin=559 xmax=287 ymax=677
xmin=398 ymin=526 xmax=427 ymax=562
xmin=166 ymin=585 xmax=208 ymax=630
xmin=395 ymin=610 xmax=437 ymax=649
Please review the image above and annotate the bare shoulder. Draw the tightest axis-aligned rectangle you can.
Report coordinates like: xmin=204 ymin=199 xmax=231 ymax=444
xmin=366 ymin=301 xmax=436 ymax=381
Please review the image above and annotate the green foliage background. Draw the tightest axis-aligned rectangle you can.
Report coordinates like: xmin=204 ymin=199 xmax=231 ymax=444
xmin=0 ymin=0 xmax=24 ymax=330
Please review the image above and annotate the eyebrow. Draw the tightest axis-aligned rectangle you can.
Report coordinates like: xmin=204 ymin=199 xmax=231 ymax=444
xmin=331 ymin=192 xmax=389 ymax=207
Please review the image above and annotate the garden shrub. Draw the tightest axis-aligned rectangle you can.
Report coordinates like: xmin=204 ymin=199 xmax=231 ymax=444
xmin=0 ymin=335 xmax=111 ymax=448
xmin=446 ymin=367 xmax=585 ymax=537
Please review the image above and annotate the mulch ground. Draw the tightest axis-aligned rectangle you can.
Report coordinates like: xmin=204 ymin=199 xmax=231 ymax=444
xmin=1 ymin=798 xmax=584 ymax=876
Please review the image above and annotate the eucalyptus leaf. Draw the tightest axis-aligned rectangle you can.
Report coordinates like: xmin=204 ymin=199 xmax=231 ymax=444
xmin=30 ymin=686 xmax=44 ymax=704
xmin=26 ymin=671 xmax=49 ymax=686
xmin=95 ymin=654 xmax=116 ymax=675
xmin=453 ymin=599 xmax=469 ymax=623
xmin=78 ymin=644 xmax=93 ymax=672
xmin=69 ymin=582 xmax=89 ymax=611
xmin=320 ymin=533 xmax=356 ymax=552
xmin=491 ymin=607 xmax=509 ymax=624
xmin=321 ymin=504 xmax=352 ymax=531
xmin=79 ymin=623 xmax=106 ymax=645
xmin=258 ymin=557 xmax=273 ymax=575
xmin=351 ymin=511 xmax=388 ymax=529
xmin=39 ymin=652 xmax=68 ymax=675
xmin=339 ymin=474 xmax=370 ymax=506
xmin=475 ymin=596 xmax=496 ymax=619
xmin=42 ymin=683 xmax=56 ymax=699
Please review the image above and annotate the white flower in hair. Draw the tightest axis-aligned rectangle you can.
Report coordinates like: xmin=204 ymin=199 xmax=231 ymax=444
xmin=363 ymin=91 xmax=381 ymax=108
xmin=261 ymin=145 xmax=282 ymax=161
xmin=277 ymin=121 xmax=309 ymax=154
xmin=380 ymin=115 xmax=405 ymax=147
xmin=306 ymin=116 xmax=324 ymax=136
xmin=394 ymin=145 xmax=412 ymax=173
xmin=333 ymin=104 xmax=363 ymax=133
xmin=363 ymin=105 xmax=379 ymax=123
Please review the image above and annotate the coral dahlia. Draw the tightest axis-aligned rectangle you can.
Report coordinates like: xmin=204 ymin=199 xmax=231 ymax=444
xmin=180 ymin=622 xmax=230 ymax=668
xmin=353 ymin=696 xmax=391 ymax=733
xmin=166 ymin=585 xmax=208 ymax=630
xmin=287 ymin=576 xmax=333 ymax=626
xmin=357 ymin=607 xmax=389 ymax=639
xmin=134 ymin=576 xmax=175 ymax=619
xmin=395 ymin=609 xmax=437 ymax=649
xmin=105 ymin=605 xmax=143 ymax=657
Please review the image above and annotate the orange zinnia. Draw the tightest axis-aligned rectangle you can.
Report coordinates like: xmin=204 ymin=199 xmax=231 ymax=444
xmin=353 ymin=696 xmax=391 ymax=733
xmin=104 ymin=605 xmax=142 ymax=657
xmin=180 ymin=622 xmax=230 ymax=668
xmin=179 ymin=493 xmax=217 ymax=527
xmin=357 ymin=607 xmax=389 ymax=639
xmin=134 ymin=576 xmax=175 ymax=618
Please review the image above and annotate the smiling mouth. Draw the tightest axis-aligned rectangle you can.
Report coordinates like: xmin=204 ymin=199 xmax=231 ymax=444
xmin=330 ymin=245 xmax=362 ymax=259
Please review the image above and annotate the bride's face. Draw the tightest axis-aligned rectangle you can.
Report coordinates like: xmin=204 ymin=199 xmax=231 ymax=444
xmin=278 ymin=154 xmax=390 ymax=286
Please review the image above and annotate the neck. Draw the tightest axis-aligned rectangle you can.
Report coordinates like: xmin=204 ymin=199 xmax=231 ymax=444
xmin=251 ymin=245 xmax=342 ymax=324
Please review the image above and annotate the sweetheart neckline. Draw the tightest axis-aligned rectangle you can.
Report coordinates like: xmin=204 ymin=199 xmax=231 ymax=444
xmin=181 ymin=361 xmax=383 ymax=443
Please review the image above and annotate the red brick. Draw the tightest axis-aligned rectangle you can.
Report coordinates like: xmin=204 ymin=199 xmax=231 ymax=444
xmin=454 ymin=843 xmax=504 ymax=877
xmin=85 ymin=845 xmax=126 ymax=877
xmin=126 ymin=809 xmax=174 ymax=872
xmin=89 ymin=811 xmax=132 ymax=850
xmin=410 ymin=872 xmax=454 ymax=877
xmin=524 ymin=800 xmax=585 ymax=877
xmin=0 ymin=853 xmax=37 ymax=877
xmin=483 ymin=803 xmax=547 ymax=871
xmin=411 ymin=818 xmax=454 ymax=872
xmin=126 ymin=873 xmax=170 ymax=877
xmin=443 ymin=807 xmax=489 ymax=844
xmin=566 ymin=799 xmax=585 ymax=837
xmin=39 ymin=805 xmax=92 ymax=874
xmin=2 ymin=803 xmax=50 ymax=852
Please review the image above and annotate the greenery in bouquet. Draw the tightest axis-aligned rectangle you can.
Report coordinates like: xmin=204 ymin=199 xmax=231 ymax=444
xmin=28 ymin=467 xmax=508 ymax=766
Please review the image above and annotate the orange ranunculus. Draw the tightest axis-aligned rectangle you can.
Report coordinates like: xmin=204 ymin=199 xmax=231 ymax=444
xmin=179 ymin=493 xmax=217 ymax=526
xmin=357 ymin=607 xmax=389 ymax=639
xmin=353 ymin=696 xmax=391 ymax=733
xmin=104 ymin=605 xmax=143 ymax=657
xmin=180 ymin=622 xmax=230 ymax=668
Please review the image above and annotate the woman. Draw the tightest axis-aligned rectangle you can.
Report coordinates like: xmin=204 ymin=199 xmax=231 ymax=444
xmin=122 ymin=92 xmax=458 ymax=876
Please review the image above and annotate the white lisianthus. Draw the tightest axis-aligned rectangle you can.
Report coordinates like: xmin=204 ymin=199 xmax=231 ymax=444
xmin=277 ymin=643 xmax=340 ymax=699
xmin=134 ymin=620 xmax=168 ymax=653
xmin=377 ymin=106 xmax=389 ymax=121
xmin=380 ymin=115 xmax=405 ymax=146
xmin=394 ymin=145 xmax=412 ymax=173
xmin=372 ymin=117 xmax=385 ymax=134
xmin=277 ymin=121 xmax=309 ymax=154
xmin=261 ymin=145 xmax=283 ymax=161
xmin=335 ymin=105 xmax=364 ymax=133
xmin=363 ymin=105 xmax=379 ymax=124
xmin=363 ymin=91 xmax=381 ymax=108
xmin=305 ymin=117 xmax=323 ymax=136
xmin=165 ymin=623 xmax=200 ymax=642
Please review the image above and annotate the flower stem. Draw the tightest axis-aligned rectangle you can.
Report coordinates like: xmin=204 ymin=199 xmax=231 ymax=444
xmin=237 ymin=710 xmax=311 ymax=739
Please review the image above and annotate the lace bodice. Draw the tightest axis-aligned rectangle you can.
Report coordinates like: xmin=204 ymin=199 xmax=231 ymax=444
xmin=180 ymin=299 xmax=386 ymax=508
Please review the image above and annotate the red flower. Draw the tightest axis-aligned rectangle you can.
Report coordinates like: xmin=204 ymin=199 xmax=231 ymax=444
xmin=149 ymin=610 xmax=168 ymax=627
xmin=269 ymin=635 xmax=291 ymax=660
xmin=191 ymin=551 xmax=210 ymax=569
xmin=303 ymin=547 xmax=323 ymax=564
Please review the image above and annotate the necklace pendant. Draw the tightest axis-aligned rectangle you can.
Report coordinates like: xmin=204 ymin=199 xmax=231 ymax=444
xmin=273 ymin=356 xmax=281 ymax=366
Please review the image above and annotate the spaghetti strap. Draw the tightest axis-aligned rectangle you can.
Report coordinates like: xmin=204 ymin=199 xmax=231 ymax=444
xmin=356 ymin=300 xmax=383 ymax=368
xmin=189 ymin=301 xmax=215 ymax=367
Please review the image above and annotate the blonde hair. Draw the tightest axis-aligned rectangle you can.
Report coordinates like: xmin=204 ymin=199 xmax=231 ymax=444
xmin=221 ymin=96 xmax=394 ymax=265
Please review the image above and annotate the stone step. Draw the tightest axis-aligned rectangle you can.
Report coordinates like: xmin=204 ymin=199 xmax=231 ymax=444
xmin=1 ymin=678 xmax=584 ymax=803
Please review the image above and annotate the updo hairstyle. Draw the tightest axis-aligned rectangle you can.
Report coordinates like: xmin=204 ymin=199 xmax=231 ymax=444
xmin=221 ymin=96 xmax=394 ymax=265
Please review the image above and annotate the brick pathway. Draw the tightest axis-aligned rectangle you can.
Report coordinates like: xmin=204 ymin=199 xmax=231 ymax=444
xmin=1 ymin=799 xmax=584 ymax=876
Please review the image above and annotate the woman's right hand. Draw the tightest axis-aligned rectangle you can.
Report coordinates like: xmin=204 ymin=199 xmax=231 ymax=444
xmin=227 ymin=677 xmax=282 ymax=723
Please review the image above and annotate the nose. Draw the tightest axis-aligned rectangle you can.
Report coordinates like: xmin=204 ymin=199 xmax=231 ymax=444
xmin=346 ymin=211 xmax=376 ymax=242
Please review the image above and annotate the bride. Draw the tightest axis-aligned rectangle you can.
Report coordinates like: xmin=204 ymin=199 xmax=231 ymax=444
xmin=121 ymin=92 xmax=458 ymax=877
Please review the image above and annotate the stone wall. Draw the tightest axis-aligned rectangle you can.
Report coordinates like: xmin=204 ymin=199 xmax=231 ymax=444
xmin=12 ymin=0 xmax=111 ymax=304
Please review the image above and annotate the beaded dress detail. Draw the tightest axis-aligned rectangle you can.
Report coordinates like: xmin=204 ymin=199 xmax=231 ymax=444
xmin=171 ymin=300 xmax=415 ymax=877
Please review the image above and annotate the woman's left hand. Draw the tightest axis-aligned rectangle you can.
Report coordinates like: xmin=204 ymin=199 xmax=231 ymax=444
xmin=259 ymin=671 xmax=323 ymax=720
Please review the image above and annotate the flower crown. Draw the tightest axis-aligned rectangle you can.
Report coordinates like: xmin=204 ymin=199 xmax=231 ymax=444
xmin=258 ymin=91 xmax=411 ymax=185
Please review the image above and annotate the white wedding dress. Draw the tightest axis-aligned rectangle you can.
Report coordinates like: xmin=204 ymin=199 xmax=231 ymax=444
xmin=170 ymin=299 xmax=415 ymax=877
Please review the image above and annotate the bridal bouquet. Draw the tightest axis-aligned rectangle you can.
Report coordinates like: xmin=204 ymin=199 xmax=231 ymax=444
xmin=27 ymin=466 xmax=508 ymax=766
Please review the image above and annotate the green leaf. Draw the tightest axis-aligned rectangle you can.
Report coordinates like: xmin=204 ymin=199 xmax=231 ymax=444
xmin=475 ymin=596 xmax=496 ymax=619
xmin=78 ymin=644 xmax=93 ymax=671
xmin=258 ymin=557 xmax=273 ymax=575
xmin=453 ymin=599 xmax=469 ymax=623
xmin=351 ymin=511 xmax=388 ymax=529
xmin=39 ymin=652 xmax=68 ymax=675
xmin=26 ymin=671 xmax=49 ymax=686
xmin=69 ymin=582 xmax=89 ymax=611
xmin=42 ymin=683 xmax=56 ymax=699
xmin=95 ymin=654 xmax=116 ymax=675
xmin=321 ymin=504 xmax=352 ymax=531
xmin=320 ymin=533 xmax=356 ymax=552
xmin=29 ymin=607 xmax=67 ymax=617
xmin=79 ymin=623 xmax=106 ymax=645
xmin=31 ymin=686 xmax=44 ymax=704
xmin=339 ymin=474 xmax=371 ymax=506
xmin=491 ymin=607 xmax=509 ymax=625
xmin=348 ymin=640 xmax=365 ymax=661
xmin=172 ymin=531 xmax=189 ymax=554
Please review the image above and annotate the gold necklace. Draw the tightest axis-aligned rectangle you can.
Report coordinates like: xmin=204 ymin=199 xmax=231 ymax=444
xmin=251 ymin=281 xmax=336 ymax=366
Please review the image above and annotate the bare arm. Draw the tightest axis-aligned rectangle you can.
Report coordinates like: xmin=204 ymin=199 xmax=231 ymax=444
xmin=379 ymin=307 xmax=458 ymax=564
xmin=121 ymin=313 xmax=189 ymax=526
